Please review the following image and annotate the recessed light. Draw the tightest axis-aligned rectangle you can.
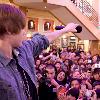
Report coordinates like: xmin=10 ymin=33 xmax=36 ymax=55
xmin=44 ymin=6 xmax=47 ymax=8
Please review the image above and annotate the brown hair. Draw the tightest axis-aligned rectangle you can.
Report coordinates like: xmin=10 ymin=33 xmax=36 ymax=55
xmin=0 ymin=4 xmax=26 ymax=36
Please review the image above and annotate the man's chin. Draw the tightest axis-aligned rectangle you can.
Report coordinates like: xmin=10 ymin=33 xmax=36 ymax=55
xmin=13 ymin=43 xmax=22 ymax=48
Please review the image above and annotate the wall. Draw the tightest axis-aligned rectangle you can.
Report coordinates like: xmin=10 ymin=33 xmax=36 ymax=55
xmin=26 ymin=9 xmax=61 ymax=33
xmin=84 ymin=40 xmax=89 ymax=52
xmin=0 ymin=0 xmax=10 ymax=3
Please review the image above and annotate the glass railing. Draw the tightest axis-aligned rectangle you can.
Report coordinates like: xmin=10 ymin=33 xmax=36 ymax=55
xmin=71 ymin=0 xmax=99 ymax=27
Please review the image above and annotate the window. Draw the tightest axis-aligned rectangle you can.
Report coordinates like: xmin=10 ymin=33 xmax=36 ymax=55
xmin=28 ymin=20 xmax=35 ymax=29
xmin=44 ymin=21 xmax=51 ymax=31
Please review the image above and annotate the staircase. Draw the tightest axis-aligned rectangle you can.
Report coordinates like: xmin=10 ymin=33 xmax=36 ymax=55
xmin=72 ymin=0 xmax=98 ymax=27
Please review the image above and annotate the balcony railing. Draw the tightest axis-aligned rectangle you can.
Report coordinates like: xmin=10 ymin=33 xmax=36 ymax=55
xmin=71 ymin=0 xmax=99 ymax=27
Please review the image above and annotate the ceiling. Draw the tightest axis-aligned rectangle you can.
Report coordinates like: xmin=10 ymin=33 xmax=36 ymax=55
xmin=13 ymin=0 xmax=60 ymax=11
xmin=14 ymin=0 xmax=43 ymax=3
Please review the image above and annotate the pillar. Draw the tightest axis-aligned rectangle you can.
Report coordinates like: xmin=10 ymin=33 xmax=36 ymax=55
xmin=89 ymin=40 xmax=100 ymax=55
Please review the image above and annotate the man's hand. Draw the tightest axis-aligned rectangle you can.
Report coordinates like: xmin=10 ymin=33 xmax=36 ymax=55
xmin=90 ymin=90 xmax=97 ymax=100
xmin=63 ymin=23 xmax=78 ymax=33
xmin=57 ymin=86 xmax=67 ymax=100
xmin=51 ymin=79 xmax=60 ymax=88
xmin=58 ymin=92 xmax=67 ymax=100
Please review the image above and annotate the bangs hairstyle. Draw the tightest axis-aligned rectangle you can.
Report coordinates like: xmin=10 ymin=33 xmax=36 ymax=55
xmin=0 ymin=4 xmax=26 ymax=35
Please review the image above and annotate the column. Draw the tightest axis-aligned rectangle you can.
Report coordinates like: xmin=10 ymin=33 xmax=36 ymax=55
xmin=89 ymin=40 xmax=100 ymax=55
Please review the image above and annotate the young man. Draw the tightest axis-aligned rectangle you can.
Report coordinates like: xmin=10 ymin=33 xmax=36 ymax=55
xmin=38 ymin=64 xmax=58 ymax=100
xmin=92 ymin=68 xmax=100 ymax=84
xmin=0 ymin=4 xmax=78 ymax=100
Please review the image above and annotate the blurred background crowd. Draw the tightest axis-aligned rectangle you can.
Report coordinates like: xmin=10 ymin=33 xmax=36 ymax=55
xmin=35 ymin=45 xmax=100 ymax=100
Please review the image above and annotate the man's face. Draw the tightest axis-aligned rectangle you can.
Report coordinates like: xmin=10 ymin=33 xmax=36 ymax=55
xmin=60 ymin=54 xmax=66 ymax=60
xmin=86 ymin=70 xmax=91 ymax=78
xmin=93 ymin=73 xmax=100 ymax=80
xmin=78 ymin=59 xmax=84 ymax=64
xmin=57 ymin=71 xmax=65 ymax=81
xmin=64 ymin=60 xmax=69 ymax=66
xmin=10 ymin=29 xmax=27 ymax=47
xmin=36 ymin=60 xmax=41 ymax=66
xmin=86 ymin=52 xmax=91 ymax=58
xmin=71 ymin=80 xmax=80 ymax=89
xmin=72 ymin=71 xmax=81 ymax=79
xmin=93 ymin=56 xmax=97 ymax=63
xmin=55 ymin=63 xmax=61 ymax=71
xmin=46 ymin=68 xmax=55 ymax=79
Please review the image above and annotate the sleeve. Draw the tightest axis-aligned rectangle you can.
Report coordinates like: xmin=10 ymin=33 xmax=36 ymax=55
xmin=0 ymin=79 xmax=17 ymax=100
xmin=19 ymin=33 xmax=49 ymax=57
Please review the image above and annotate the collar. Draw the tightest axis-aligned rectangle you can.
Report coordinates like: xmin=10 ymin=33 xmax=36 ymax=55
xmin=0 ymin=51 xmax=11 ymax=66
xmin=0 ymin=49 xmax=20 ymax=66
xmin=13 ymin=49 xmax=20 ymax=56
